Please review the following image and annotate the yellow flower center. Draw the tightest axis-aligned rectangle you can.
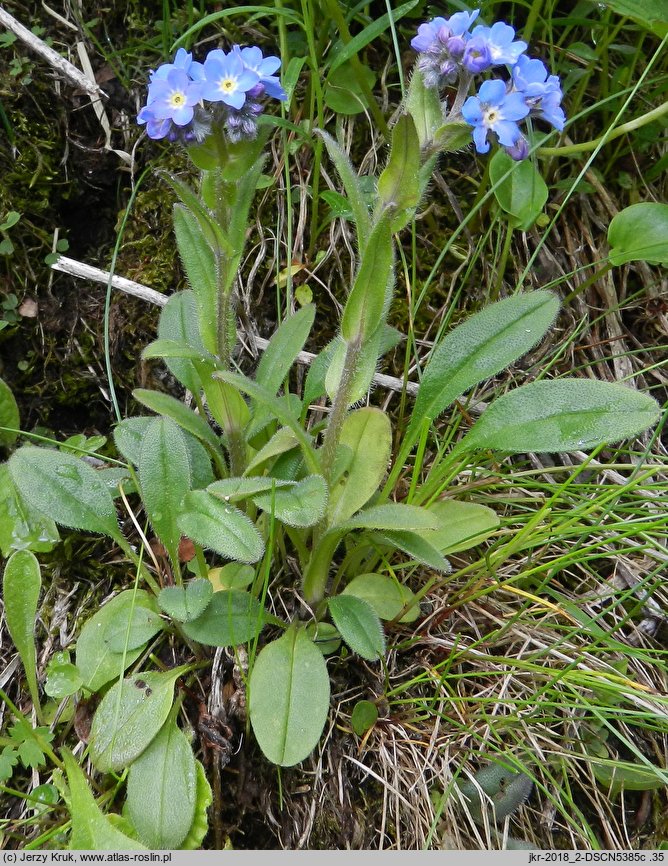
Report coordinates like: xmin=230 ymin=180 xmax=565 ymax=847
xmin=218 ymin=77 xmax=237 ymax=94
xmin=169 ymin=90 xmax=187 ymax=108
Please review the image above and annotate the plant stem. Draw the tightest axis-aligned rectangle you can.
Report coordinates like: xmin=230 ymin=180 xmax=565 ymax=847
xmin=318 ymin=335 xmax=362 ymax=484
xmin=538 ymin=100 xmax=668 ymax=156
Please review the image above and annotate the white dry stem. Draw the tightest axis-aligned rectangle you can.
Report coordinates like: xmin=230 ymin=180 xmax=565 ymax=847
xmin=51 ymin=255 xmax=419 ymax=397
xmin=0 ymin=7 xmax=105 ymax=99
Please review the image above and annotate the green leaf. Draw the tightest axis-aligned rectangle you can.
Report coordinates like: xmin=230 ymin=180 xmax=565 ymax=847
xmin=125 ymin=714 xmax=197 ymax=849
xmin=3 ymin=550 xmax=41 ymax=712
xmin=133 ymin=389 xmax=220 ymax=451
xmin=341 ymin=212 xmax=394 ymax=342
xmin=44 ymin=651 xmax=83 ymax=699
xmin=179 ymin=760 xmax=213 ymax=850
xmin=489 ymin=150 xmax=548 ymax=230
xmin=315 ymin=130 xmax=371 ymax=240
xmin=255 ymin=304 xmax=316 ymax=396
xmin=305 ymin=621 xmax=342 ymax=655
xmin=416 ymin=500 xmax=500 ymax=553
xmin=208 ymin=476 xmax=292 ymax=501
xmin=458 ymin=379 xmax=661 ymax=454
xmin=62 ymin=749 xmax=147 ymax=851
xmin=88 ymin=668 xmax=185 ymax=773
xmin=75 ymin=590 xmax=160 ymax=692
xmin=350 ymin=700 xmax=379 ymax=735
xmin=406 ymin=291 xmax=560 ymax=449
xmin=139 ymin=417 xmax=191 ymax=568
xmin=181 ymin=590 xmax=264 ymax=647
xmin=0 ymin=746 xmax=19 ymax=783
xmin=213 ymin=371 xmax=320 ymax=475
xmin=328 ymin=594 xmax=385 ymax=661
xmin=158 ymin=578 xmax=213 ymax=623
xmin=103 ymin=606 xmax=164 ymax=654
xmin=377 ymin=114 xmax=421 ymax=229
xmin=156 ymin=291 xmax=208 ymax=393
xmin=608 ymin=202 xmax=668 ymax=266
xmin=173 ymin=204 xmax=218 ymax=354
xmin=249 ymin=627 xmax=330 ymax=766
xmin=208 ymin=562 xmax=255 ymax=591
xmin=325 ymin=329 xmax=385 ymax=403
xmin=245 ymin=427 xmax=300 ymax=475
xmin=405 ymin=65 xmax=444 ymax=149
xmin=338 ymin=502 xmax=438 ymax=533
xmin=114 ymin=417 xmax=214 ymax=489
xmin=8 ymin=446 xmax=121 ymax=540
xmin=601 ymin=0 xmax=668 ymax=36
xmin=457 ymin=762 xmax=533 ymax=824
xmin=324 ymin=61 xmax=376 ymax=115
xmin=327 ymin=408 xmax=392 ymax=525
xmin=0 ymin=465 xmax=60 ymax=557
xmin=343 ymin=573 xmax=419 ymax=622
xmin=177 ymin=491 xmax=265 ymax=563
xmin=590 ymin=752 xmax=668 ymax=794
xmin=376 ymin=530 xmax=451 ymax=572
xmin=253 ymin=475 xmax=328 ymax=527
xmin=0 ymin=375 xmax=19 ymax=447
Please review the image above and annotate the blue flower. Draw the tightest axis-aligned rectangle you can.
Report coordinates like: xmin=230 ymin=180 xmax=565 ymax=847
xmin=461 ymin=78 xmax=530 ymax=153
xmin=411 ymin=10 xmax=480 ymax=88
xmin=200 ymin=50 xmax=260 ymax=109
xmin=469 ymin=22 xmax=527 ymax=66
xmin=411 ymin=10 xmax=480 ymax=53
xmin=142 ymin=68 xmax=203 ymax=126
xmin=150 ymin=48 xmax=195 ymax=82
xmin=512 ymin=55 xmax=565 ymax=131
xmin=233 ymin=45 xmax=287 ymax=101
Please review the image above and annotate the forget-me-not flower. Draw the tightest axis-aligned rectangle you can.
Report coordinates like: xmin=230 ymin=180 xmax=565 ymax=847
xmin=461 ymin=79 xmax=530 ymax=153
xmin=469 ymin=22 xmax=527 ymax=67
xmin=201 ymin=51 xmax=259 ymax=109
xmin=512 ymin=55 xmax=565 ymax=130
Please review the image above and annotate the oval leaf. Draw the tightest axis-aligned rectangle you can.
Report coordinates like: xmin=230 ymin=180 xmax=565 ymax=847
xmin=62 ymin=750 xmax=147 ymax=851
xmin=0 ymin=464 xmax=60 ymax=557
xmin=181 ymin=589 xmax=264 ymax=646
xmin=133 ymin=389 xmax=220 ymax=451
xmin=338 ymin=502 xmax=438 ymax=533
xmin=328 ymin=594 xmax=385 ymax=661
xmin=249 ymin=628 xmax=330 ymax=766
xmin=139 ymin=416 xmax=191 ymax=567
xmin=9 ymin=446 xmax=120 ymax=540
xmin=76 ymin=590 xmax=161 ymax=693
xmin=343 ymin=573 xmax=419 ymax=622
xmin=156 ymin=290 xmax=207 ymax=393
xmin=125 ymin=715 xmax=197 ymax=849
xmin=177 ymin=491 xmax=264 ymax=563
xmin=173 ymin=204 xmax=218 ymax=354
xmin=459 ymin=379 xmax=661 ymax=453
xmin=0 ymin=375 xmax=19 ymax=448
xmin=253 ymin=475 xmax=328 ymax=527
xmin=158 ymin=578 xmax=213 ymax=623
xmin=3 ymin=550 xmax=41 ymax=711
xmin=608 ymin=202 xmax=668 ymax=266
xmin=255 ymin=304 xmax=316 ymax=396
xmin=489 ymin=150 xmax=548 ymax=230
xmin=406 ymin=291 xmax=559 ymax=449
xmin=417 ymin=500 xmax=500 ymax=553
xmin=327 ymin=407 xmax=392 ymax=525
xmin=88 ymin=668 xmax=185 ymax=773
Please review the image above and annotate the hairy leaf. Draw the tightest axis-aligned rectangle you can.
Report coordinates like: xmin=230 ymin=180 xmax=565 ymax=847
xmin=177 ymin=491 xmax=264 ymax=563
xmin=458 ymin=379 xmax=661 ymax=453
xmin=9 ymin=447 xmax=120 ymax=541
xmin=328 ymin=594 xmax=385 ymax=661
xmin=3 ymin=550 xmax=41 ymax=712
xmin=89 ymin=667 xmax=185 ymax=773
xmin=181 ymin=589 xmax=264 ymax=646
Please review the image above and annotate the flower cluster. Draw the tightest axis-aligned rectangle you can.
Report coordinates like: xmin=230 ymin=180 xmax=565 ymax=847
xmin=137 ymin=45 xmax=286 ymax=144
xmin=411 ymin=10 xmax=565 ymax=160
